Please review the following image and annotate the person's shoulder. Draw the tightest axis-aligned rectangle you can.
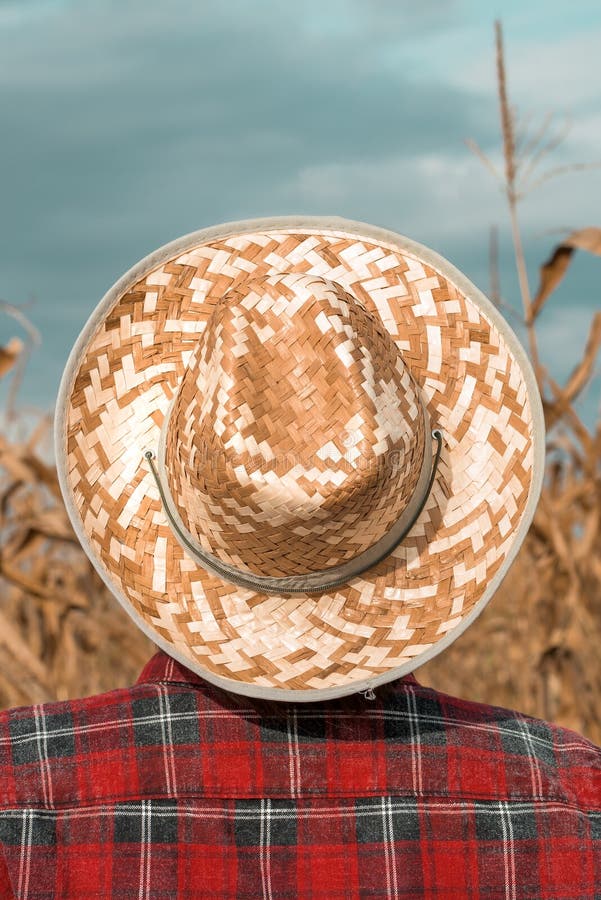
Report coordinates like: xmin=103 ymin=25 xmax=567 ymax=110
xmin=401 ymin=678 xmax=601 ymax=810
xmin=0 ymin=678 xmax=174 ymax=811
xmin=409 ymin=677 xmax=600 ymax=754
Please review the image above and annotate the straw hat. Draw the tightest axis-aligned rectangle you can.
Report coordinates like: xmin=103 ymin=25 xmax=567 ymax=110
xmin=55 ymin=217 xmax=545 ymax=701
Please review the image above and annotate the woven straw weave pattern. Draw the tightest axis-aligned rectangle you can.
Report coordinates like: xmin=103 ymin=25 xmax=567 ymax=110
xmin=164 ymin=272 xmax=426 ymax=576
xmin=66 ymin=229 xmax=534 ymax=691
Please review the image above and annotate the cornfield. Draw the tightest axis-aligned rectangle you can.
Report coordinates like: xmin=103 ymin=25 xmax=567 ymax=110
xmin=0 ymin=23 xmax=599 ymax=743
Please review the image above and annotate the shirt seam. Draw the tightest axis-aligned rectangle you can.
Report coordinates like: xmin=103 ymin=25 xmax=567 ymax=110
xmin=1 ymin=791 xmax=599 ymax=813
xmin=0 ymin=796 xmax=599 ymax=815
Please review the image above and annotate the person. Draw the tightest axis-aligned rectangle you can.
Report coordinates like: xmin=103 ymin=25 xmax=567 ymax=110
xmin=0 ymin=217 xmax=599 ymax=898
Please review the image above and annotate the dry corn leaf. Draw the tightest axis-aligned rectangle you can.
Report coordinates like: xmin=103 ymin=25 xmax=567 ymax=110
xmin=532 ymin=227 xmax=601 ymax=318
xmin=544 ymin=313 xmax=601 ymax=429
xmin=0 ymin=338 xmax=23 ymax=379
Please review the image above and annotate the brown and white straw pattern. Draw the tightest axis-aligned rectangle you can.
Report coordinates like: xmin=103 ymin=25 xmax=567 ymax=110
xmin=163 ymin=272 xmax=426 ymax=577
xmin=56 ymin=218 xmax=544 ymax=700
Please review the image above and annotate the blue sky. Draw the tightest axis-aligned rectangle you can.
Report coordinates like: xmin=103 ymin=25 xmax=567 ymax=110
xmin=0 ymin=0 xmax=599 ymax=423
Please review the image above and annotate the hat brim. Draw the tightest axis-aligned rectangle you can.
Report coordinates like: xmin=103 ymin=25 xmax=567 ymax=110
xmin=55 ymin=217 xmax=545 ymax=700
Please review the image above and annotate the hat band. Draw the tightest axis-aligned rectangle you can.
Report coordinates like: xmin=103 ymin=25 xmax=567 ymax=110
xmin=144 ymin=425 xmax=442 ymax=595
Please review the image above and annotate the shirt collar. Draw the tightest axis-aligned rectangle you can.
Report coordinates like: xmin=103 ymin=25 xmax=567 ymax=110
xmin=137 ymin=650 xmax=419 ymax=692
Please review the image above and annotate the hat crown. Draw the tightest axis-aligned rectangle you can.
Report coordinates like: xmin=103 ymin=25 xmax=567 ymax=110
xmin=163 ymin=272 xmax=427 ymax=577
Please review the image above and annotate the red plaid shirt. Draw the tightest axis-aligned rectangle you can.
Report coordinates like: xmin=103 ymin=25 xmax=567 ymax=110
xmin=0 ymin=650 xmax=599 ymax=898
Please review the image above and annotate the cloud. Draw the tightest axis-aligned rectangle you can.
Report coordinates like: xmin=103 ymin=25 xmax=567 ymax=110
xmin=0 ymin=0 xmax=598 ymax=422
xmin=288 ymin=151 xmax=503 ymax=243
xmin=314 ymin=0 xmax=462 ymax=39
xmin=0 ymin=0 xmax=73 ymax=28
xmin=0 ymin=0 xmax=496 ymax=274
xmin=459 ymin=27 xmax=601 ymax=110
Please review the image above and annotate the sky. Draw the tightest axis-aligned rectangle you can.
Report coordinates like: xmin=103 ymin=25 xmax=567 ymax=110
xmin=0 ymin=0 xmax=599 ymax=426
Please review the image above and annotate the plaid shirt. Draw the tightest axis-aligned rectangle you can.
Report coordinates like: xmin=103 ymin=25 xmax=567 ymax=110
xmin=0 ymin=651 xmax=599 ymax=899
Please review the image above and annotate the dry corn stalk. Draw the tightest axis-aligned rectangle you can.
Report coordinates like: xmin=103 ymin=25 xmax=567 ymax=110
xmin=0 ymin=344 xmax=153 ymax=706
xmin=423 ymin=22 xmax=601 ymax=745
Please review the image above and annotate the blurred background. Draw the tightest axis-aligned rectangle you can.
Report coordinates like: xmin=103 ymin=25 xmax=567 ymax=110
xmin=1 ymin=0 xmax=600 ymax=740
